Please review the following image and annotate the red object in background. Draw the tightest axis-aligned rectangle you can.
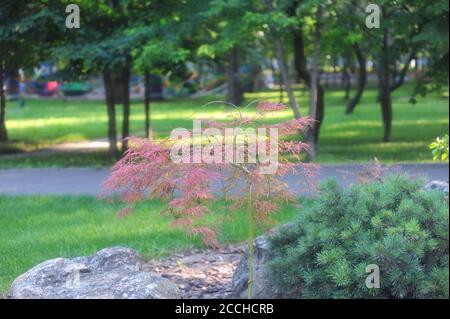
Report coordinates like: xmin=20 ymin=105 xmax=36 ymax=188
xmin=46 ymin=81 xmax=58 ymax=94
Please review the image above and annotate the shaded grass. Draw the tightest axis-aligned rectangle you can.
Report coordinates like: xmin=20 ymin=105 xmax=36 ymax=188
xmin=1 ymin=84 xmax=448 ymax=165
xmin=0 ymin=195 xmax=304 ymax=293
xmin=0 ymin=151 xmax=117 ymax=169
xmin=246 ymin=85 xmax=449 ymax=163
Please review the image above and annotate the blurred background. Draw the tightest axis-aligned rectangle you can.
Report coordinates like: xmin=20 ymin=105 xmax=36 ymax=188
xmin=0 ymin=0 xmax=448 ymax=165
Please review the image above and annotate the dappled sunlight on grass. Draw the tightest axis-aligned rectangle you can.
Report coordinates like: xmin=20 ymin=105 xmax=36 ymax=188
xmin=8 ymin=117 xmax=107 ymax=129
xmin=2 ymin=84 xmax=448 ymax=163
xmin=327 ymin=130 xmax=366 ymax=138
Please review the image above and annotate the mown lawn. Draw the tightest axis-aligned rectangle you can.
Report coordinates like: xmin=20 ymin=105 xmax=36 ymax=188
xmin=0 ymin=84 xmax=448 ymax=166
xmin=0 ymin=195 xmax=303 ymax=293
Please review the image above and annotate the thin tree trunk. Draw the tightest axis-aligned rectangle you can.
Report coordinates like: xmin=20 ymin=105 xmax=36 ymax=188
xmin=226 ymin=46 xmax=243 ymax=106
xmin=390 ymin=52 xmax=415 ymax=92
xmin=121 ymin=67 xmax=130 ymax=153
xmin=346 ymin=44 xmax=367 ymax=114
xmin=306 ymin=5 xmax=323 ymax=161
xmin=144 ymin=73 xmax=152 ymax=139
xmin=378 ymin=28 xmax=393 ymax=143
xmin=278 ymin=71 xmax=284 ymax=104
xmin=314 ymin=85 xmax=325 ymax=144
xmin=103 ymin=70 xmax=118 ymax=156
xmin=249 ymin=64 xmax=262 ymax=92
xmin=265 ymin=0 xmax=301 ymax=118
xmin=291 ymin=7 xmax=325 ymax=146
xmin=0 ymin=60 xmax=8 ymax=142
xmin=274 ymin=38 xmax=301 ymax=118
xmin=342 ymin=58 xmax=351 ymax=100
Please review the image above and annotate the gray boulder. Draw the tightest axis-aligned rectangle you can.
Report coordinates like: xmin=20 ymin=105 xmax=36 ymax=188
xmin=231 ymin=235 xmax=284 ymax=299
xmin=9 ymin=247 xmax=180 ymax=299
xmin=424 ymin=180 xmax=449 ymax=195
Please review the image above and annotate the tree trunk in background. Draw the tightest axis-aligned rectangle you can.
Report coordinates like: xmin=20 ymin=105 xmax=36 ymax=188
xmin=226 ymin=46 xmax=243 ymax=106
xmin=273 ymin=36 xmax=301 ymax=119
xmin=112 ymin=74 xmax=124 ymax=104
xmin=306 ymin=5 xmax=323 ymax=161
xmin=0 ymin=60 xmax=8 ymax=142
xmin=378 ymin=29 xmax=393 ymax=143
xmin=292 ymin=17 xmax=325 ymax=148
xmin=265 ymin=0 xmax=301 ymax=119
xmin=144 ymin=73 xmax=152 ymax=139
xmin=121 ymin=67 xmax=130 ymax=153
xmin=278 ymin=71 xmax=284 ymax=104
xmin=342 ymin=61 xmax=351 ymax=100
xmin=103 ymin=71 xmax=118 ymax=156
xmin=390 ymin=52 xmax=415 ymax=92
xmin=346 ymin=44 xmax=367 ymax=114
xmin=248 ymin=64 xmax=262 ymax=92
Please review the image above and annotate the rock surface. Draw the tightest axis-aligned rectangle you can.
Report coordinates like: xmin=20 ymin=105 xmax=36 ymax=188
xmin=230 ymin=235 xmax=284 ymax=299
xmin=425 ymin=180 xmax=449 ymax=195
xmin=9 ymin=247 xmax=180 ymax=299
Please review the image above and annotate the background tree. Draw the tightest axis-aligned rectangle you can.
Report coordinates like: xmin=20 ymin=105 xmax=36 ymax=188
xmin=410 ymin=0 xmax=449 ymax=101
xmin=280 ymin=0 xmax=327 ymax=155
xmin=307 ymin=4 xmax=323 ymax=160
xmin=261 ymin=0 xmax=302 ymax=118
xmin=331 ymin=2 xmax=368 ymax=114
xmin=0 ymin=1 xmax=62 ymax=142
xmin=52 ymin=0 xmax=143 ymax=154
xmin=196 ymin=0 xmax=259 ymax=106
xmin=343 ymin=0 xmax=448 ymax=142
xmin=345 ymin=43 xmax=367 ymax=114
xmin=133 ymin=39 xmax=189 ymax=139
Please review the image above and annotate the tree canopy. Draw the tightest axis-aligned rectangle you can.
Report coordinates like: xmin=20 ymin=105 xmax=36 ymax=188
xmin=0 ymin=0 xmax=448 ymax=153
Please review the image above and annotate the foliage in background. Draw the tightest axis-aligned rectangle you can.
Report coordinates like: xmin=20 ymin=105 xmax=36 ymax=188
xmin=1 ymin=84 xmax=447 ymax=163
xmin=409 ymin=0 xmax=449 ymax=100
xmin=0 ymin=0 xmax=63 ymax=142
xmin=429 ymin=134 xmax=449 ymax=161
xmin=269 ymin=174 xmax=449 ymax=298
xmin=1 ymin=0 xmax=449 ymax=156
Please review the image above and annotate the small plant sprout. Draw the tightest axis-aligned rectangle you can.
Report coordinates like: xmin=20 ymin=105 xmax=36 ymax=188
xmin=101 ymin=101 xmax=318 ymax=298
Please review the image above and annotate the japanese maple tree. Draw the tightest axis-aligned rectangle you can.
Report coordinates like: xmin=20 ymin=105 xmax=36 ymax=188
xmin=102 ymin=101 xmax=317 ymax=298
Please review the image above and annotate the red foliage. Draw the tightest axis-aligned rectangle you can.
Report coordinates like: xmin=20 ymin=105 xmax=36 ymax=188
xmin=101 ymin=101 xmax=317 ymax=247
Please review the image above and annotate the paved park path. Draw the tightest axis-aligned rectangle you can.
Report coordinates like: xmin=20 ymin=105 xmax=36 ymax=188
xmin=0 ymin=163 xmax=447 ymax=196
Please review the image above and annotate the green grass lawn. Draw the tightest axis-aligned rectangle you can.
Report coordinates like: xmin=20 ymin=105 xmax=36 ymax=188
xmin=0 ymin=195 xmax=303 ymax=293
xmin=0 ymin=151 xmax=118 ymax=169
xmin=0 ymin=84 xmax=448 ymax=167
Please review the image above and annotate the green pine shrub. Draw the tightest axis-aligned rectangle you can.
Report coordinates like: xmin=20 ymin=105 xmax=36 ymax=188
xmin=268 ymin=174 xmax=449 ymax=298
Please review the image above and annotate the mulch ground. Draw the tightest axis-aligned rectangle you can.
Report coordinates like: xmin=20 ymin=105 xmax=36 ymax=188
xmin=141 ymin=245 xmax=245 ymax=299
